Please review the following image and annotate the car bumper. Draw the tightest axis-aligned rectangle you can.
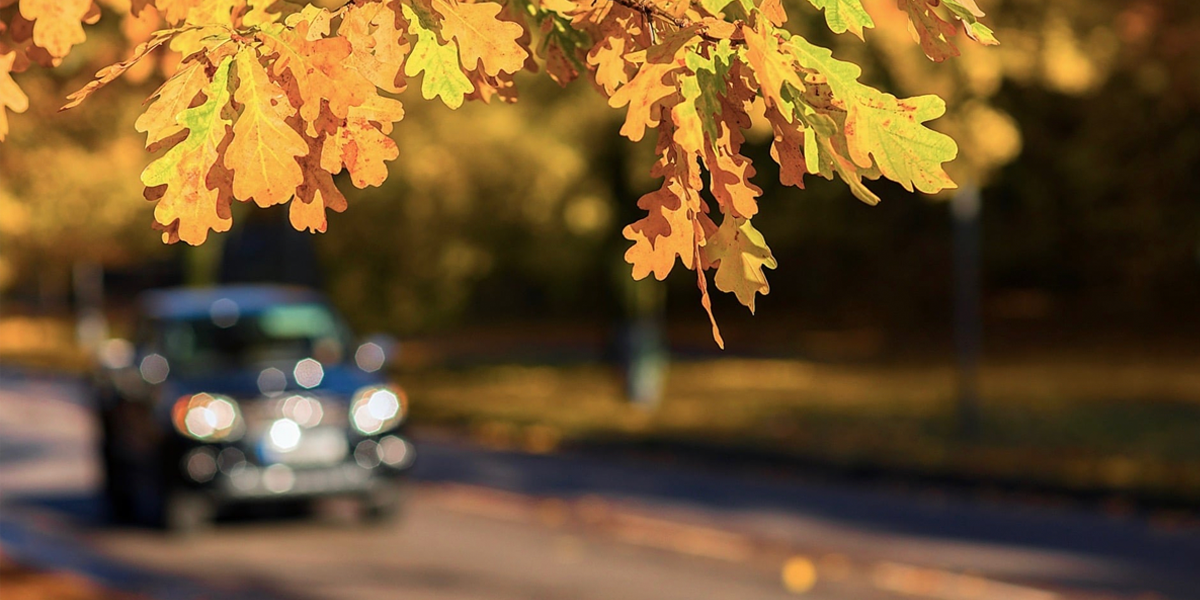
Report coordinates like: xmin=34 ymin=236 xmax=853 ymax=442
xmin=179 ymin=433 xmax=415 ymax=502
xmin=218 ymin=461 xmax=396 ymax=500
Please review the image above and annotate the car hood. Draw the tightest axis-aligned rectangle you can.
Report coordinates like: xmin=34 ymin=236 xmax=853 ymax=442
xmin=165 ymin=361 xmax=385 ymax=400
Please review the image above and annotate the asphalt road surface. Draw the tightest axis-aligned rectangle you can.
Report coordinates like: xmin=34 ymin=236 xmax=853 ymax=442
xmin=2 ymin=370 xmax=1197 ymax=600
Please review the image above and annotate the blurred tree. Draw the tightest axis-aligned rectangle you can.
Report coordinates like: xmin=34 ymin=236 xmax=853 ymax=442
xmin=1 ymin=0 xmax=1197 ymax=356
xmin=2 ymin=0 xmax=996 ymax=348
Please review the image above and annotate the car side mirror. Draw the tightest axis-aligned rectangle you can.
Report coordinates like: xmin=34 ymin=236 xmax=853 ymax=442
xmin=354 ymin=334 xmax=398 ymax=373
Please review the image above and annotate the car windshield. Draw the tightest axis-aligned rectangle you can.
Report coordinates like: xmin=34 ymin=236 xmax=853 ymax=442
xmin=153 ymin=302 xmax=351 ymax=373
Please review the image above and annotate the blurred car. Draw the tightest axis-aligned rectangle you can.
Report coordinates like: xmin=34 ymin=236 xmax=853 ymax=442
xmin=92 ymin=284 xmax=414 ymax=533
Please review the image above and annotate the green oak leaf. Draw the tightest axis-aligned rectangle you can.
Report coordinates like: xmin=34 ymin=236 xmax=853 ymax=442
xmin=805 ymin=0 xmax=875 ymax=39
xmin=402 ymin=4 xmax=474 ymax=109
xmin=785 ymin=35 xmax=957 ymax=195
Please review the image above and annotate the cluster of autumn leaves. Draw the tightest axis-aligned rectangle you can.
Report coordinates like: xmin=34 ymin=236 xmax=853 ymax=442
xmin=0 ymin=0 xmax=996 ymax=345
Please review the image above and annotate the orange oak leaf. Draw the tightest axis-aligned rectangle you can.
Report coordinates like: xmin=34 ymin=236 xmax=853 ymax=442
xmin=342 ymin=0 xmax=411 ymax=93
xmin=896 ymin=0 xmax=961 ymax=61
xmin=586 ymin=15 xmax=639 ymax=95
xmin=259 ymin=19 xmax=374 ymax=126
xmin=696 ymin=250 xmax=724 ymax=350
xmin=224 ymin=48 xmax=308 ymax=207
xmin=623 ymin=180 xmax=700 ymax=281
xmin=768 ymin=112 xmax=808 ymax=187
xmin=19 ymin=0 xmax=92 ymax=59
xmin=703 ymin=126 xmax=761 ymax=219
xmin=432 ymin=0 xmax=528 ymax=77
xmin=320 ymin=95 xmax=404 ymax=189
xmin=290 ymin=135 xmax=348 ymax=234
xmin=609 ymin=59 xmax=681 ymax=142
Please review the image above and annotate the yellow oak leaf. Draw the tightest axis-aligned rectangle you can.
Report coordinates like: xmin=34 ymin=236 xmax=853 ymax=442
xmin=135 ymin=59 xmax=210 ymax=147
xmin=167 ymin=0 xmax=239 ymax=56
xmin=0 ymin=51 xmax=30 ymax=141
xmin=740 ymin=23 xmax=803 ymax=121
xmin=141 ymin=55 xmax=235 ymax=245
xmin=155 ymin=0 xmax=205 ymax=25
xmin=224 ymin=48 xmax=308 ymax=207
xmin=432 ymin=0 xmax=528 ymax=77
xmin=19 ymin=0 xmax=92 ymax=59
xmin=701 ymin=216 xmax=776 ymax=314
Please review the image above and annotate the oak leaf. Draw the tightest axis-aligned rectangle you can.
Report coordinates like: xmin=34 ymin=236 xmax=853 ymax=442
xmin=260 ymin=18 xmax=375 ymax=125
xmin=740 ymin=23 xmax=802 ymax=121
xmin=768 ymin=116 xmax=808 ymax=187
xmin=141 ymin=55 xmax=236 ymax=245
xmin=62 ymin=28 xmax=180 ymax=110
xmin=806 ymin=0 xmax=874 ymax=39
xmin=609 ymin=59 xmax=681 ymax=142
xmin=341 ymin=0 xmax=410 ymax=93
xmin=895 ymin=0 xmax=961 ymax=61
xmin=224 ymin=48 xmax=308 ymax=208
xmin=291 ymin=134 xmax=347 ymax=234
xmin=786 ymin=35 xmax=956 ymax=194
xmin=623 ymin=181 xmax=699 ymax=281
xmin=402 ymin=3 xmax=474 ymax=108
xmin=702 ymin=216 xmax=776 ymax=313
xmin=18 ymin=0 xmax=92 ymax=59
xmin=320 ymin=95 xmax=404 ymax=189
xmin=0 ymin=51 xmax=29 ymax=141
xmin=432 ymin=0 xmax=528 ymax=77
xmin=135 ymin=59 xmax=210 ymax=147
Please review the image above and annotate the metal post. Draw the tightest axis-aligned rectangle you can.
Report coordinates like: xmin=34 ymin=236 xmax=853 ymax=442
xmin=951 ymin=184 xmax=982 ymax=438
xmin=72 ymin=261 xmax=107 ymax=351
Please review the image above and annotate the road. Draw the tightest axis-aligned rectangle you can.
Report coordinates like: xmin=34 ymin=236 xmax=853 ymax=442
xmin=1 ymin=370 xmax=1197 ymax=600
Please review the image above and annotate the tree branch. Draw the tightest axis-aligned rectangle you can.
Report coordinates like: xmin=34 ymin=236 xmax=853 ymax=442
xmin=608 ymin=0 xmax=745 ymax=45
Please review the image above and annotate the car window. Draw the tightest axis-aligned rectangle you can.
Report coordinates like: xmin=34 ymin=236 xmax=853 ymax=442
xmin=156 ymin=303 xmax=351 ymax=374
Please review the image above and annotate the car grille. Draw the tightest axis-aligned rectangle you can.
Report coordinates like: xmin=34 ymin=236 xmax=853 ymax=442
xmin=240 ymin=394 xmax=347 ymax=432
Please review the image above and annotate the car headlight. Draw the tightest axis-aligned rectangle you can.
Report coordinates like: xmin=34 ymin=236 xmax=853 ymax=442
xmin=171 ymin=393 xmax=244 ymax=442
xmin=349 ymin=385 xmax=407 ymax=435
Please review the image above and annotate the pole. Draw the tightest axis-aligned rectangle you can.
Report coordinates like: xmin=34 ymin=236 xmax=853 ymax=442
xmin=951 ymin=184 xmax=982 ymax=438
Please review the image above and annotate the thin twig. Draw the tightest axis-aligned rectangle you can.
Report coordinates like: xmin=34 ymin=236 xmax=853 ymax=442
xmin=609 ymin=0 xmax=745 ymax=45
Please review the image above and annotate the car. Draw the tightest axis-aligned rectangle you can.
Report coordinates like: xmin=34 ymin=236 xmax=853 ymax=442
xmin=92 ymin=284 xmax=414 ymax=533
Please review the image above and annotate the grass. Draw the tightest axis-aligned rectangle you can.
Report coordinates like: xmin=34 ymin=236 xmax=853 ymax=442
xmin=404 ymin=357 xmax=1200 ymax=503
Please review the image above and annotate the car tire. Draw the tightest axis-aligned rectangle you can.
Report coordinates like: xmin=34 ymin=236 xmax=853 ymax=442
xmin=161 ymin=489 xmax=215 ymax=536
xmin=98 ymin=414 xmax=135 ymax=524
xmin=360 ymin=480 xmax=409 ymax=525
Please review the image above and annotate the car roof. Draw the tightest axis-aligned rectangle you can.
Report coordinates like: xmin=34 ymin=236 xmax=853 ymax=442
xmin=138 ymin=284 xmax=328 ymax=320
